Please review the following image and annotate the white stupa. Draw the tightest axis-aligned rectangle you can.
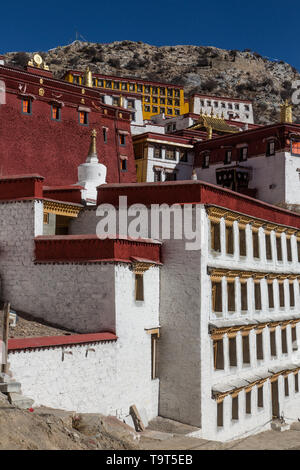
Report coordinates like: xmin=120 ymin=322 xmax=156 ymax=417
xmin=77 ymin=129 xmax=107 ymax=205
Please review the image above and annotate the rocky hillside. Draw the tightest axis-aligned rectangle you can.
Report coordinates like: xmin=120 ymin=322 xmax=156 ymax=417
xmin=4 ymin=40 xmax=300 ymax=124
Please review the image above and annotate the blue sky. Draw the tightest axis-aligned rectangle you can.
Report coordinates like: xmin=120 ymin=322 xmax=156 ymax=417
xmin=1 ymin=0 xmax=300 ymax=70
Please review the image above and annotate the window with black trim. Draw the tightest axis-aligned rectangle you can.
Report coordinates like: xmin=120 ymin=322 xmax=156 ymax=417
xmin=154 ymin=146 xmax=162 ymax=159
xmin=179 ymin=149 xmax=187 ymax=162
xmin=224 ymin=149 xmax=232 ymax=165
xmin=239 ymin=147 xmax=248 ymax=161
xmin=165 ymin=147 xmax=176 ymax=161
xmin=202 ymin=153 xmax=210 ymax=169
xmin=119 ymin=134 xmax=126 ymax=146
xmin=103 ymin=128 xmax=107 ymax=143
xmin=266 ymin=140 xmax=275 ymax=156
xmin=51 ymin=104 xmax=61 ymax=121
xmin=291 ymin=138 xmax=300 ymax=156
xmin=120 ymin=158 xmax=127 ymax=171
xmin=78 ymin=111 xmax=88 ymax=126
xmin=154 ymin=169 xmax=162 ymax=182
xmin=22 ymin=98 xmax=32 ymax=115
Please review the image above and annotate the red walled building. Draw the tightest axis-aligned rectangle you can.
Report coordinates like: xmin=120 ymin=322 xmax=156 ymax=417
xmin=0 ymin=62 xmax=136 ymax=186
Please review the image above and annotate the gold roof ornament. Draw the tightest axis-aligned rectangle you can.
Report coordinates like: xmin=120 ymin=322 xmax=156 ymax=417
xmin=190 ymin=113 xmax=238 ymax=134
xmin=207 ymin=126 xmax=213 ymax=139
xmin=280 ymin=99 xmax=293 ymax=123
xmin=83 ymin=66 xmax=93 ymax=88
xmin=86 ymin=129 xmax=98 ymax=162
xmin=28 ymin=53 xmax=49 ymax=71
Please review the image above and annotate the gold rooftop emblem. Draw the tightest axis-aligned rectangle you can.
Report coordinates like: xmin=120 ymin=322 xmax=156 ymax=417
xmin=28 ymin=53 xmax=49 ymax=71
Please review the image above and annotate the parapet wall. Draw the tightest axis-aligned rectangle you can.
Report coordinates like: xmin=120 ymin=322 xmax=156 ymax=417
xmin=8 ymin=333 xmax=158 ymax=420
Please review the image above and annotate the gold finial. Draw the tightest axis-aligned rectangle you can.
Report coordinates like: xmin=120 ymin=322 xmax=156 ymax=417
xmin=221 ymin=111 xmax=224 ymax=119
xmin=280 ymin=99 xmax=293 ymax=123
xmin=87 ymin=129 xmax=97 ymax=159
xmin=210 ymin=108 xmax=214 ymax=117
xmin=207 ymin=126 xmax=213 ymax=139
xmin=119 ymin=94 xmax=124 ymax=107
xmin=83 ymin=66 xmax=93 ymax=88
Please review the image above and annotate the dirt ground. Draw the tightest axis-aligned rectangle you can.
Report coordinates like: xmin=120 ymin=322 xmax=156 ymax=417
xmin=0 ymin=393 xmax=140 ymax=450
xmin=1 ymin=393 xmax=300 ymax=451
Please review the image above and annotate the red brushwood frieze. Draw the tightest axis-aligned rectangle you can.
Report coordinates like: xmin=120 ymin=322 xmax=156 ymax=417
xmin=34 ymin=235 xmax=161 ymax=264
xmin=97 ymin=180 xmax=300 ymax=229
xmin=8 ymin=332 xmax=118 ymax=351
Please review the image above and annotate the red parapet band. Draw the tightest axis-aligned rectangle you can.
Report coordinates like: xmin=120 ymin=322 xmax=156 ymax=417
xmin=8 ymin=332 xmax=118 ymax=351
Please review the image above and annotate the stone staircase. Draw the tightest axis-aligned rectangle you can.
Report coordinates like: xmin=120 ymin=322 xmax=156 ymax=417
xmin=0 ymin=369 xmax=34 ymax=409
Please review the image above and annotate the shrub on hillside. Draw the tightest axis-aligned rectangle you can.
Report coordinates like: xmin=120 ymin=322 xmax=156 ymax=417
xmin=108 ymin=58 xmax=121 ymax=68
xmin=201 ymin=78 xmax=218 ymax=92
xmin=12 ymin=52 xmax=29 ymax=68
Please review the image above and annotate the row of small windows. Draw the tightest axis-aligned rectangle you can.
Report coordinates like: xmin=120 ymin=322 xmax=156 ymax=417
xmin=210 ymin=221 xmax=298 ymax=263
xmin=22 ymin=100 xmax=127 ymax=152
xmin=217 ymin=373 xmax=299 ymax=427
xmin=202 ymin=141 xmax=275 ymax=168
xmin=211 ymin=278 xmax=296 ymax=313
xmin=111 ymin=97 xmax=135 ymax=109
xmin=135 ymin=146 xmax=187 ymax=162
xmin=143 ymin=96 xmax=181 ymax=107
xmin=153 ymin=146 xmax=187 ymax=162
xmin=22 ymin=98 xmax=90 ymax=126
xmin=144 ymin=105 xmax=180 ymax=116
xmin=213 ymin=324 xmax=298 ymax=371
xmin=72 ymin=75 xmax=181 ymax=97
xmin=200 ymin=99 xmax=250 ymax=111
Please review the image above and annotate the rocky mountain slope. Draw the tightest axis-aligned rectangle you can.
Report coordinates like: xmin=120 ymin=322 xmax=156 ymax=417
xmin=4 ymin=40 xmax=300 ymax=124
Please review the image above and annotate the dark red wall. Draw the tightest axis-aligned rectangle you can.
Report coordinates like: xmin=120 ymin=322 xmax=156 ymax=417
xmin=0 ymin=66 xmax=137 ymax=186
xmin=0 ymin=175 xmax=44 ymax=199
xmin=43 ymin=185 xmax=83 ymax=204
xmin=194 ymin=123 xmax=299 ymax=167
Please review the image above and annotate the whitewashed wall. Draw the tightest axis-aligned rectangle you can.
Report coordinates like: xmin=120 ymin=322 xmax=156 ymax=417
xmin=0 ymin=200 xmax=116 ymax=332
xmin=199 ymin=210 xmax=300 ymax=442
xmin=144 ymin=146 xmax=194 ymax=182
xmin=192 ymin=96 xmax=254 ymax=124
xmin=9 ymin=267 xmax=160 ymax=423
xmin=8 ymin=265 xmax=160 ymax=419
xmin=2 ymin=198 xmax=160 ymax=420
xmin=195 ymin=152 xmax=286 ymax=206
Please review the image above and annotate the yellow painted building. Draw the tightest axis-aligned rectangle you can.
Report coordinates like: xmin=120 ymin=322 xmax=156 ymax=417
xmin=64 ymin=70 xmax=186 ymax=120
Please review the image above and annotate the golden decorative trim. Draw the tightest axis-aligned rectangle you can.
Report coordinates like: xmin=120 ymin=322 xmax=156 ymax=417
xmin=206 ymin=206 xmax=298 ymax=235
xmin=145 ymin=328 xmax=160 ymax=338
xmin=132 ymin=262 xmax=155 ymax=274
xmin=210 ymin=318 xmax=299 ymax=340
xmin=43 ymin=201 xmax=81 ymax=218
xmin=209 ymin=268 xmax=299 ymax=282
xmin=213 ymin=366 xmax=300 ymax=400
xmin=286 ymin=228 xmax=297 ymax=236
